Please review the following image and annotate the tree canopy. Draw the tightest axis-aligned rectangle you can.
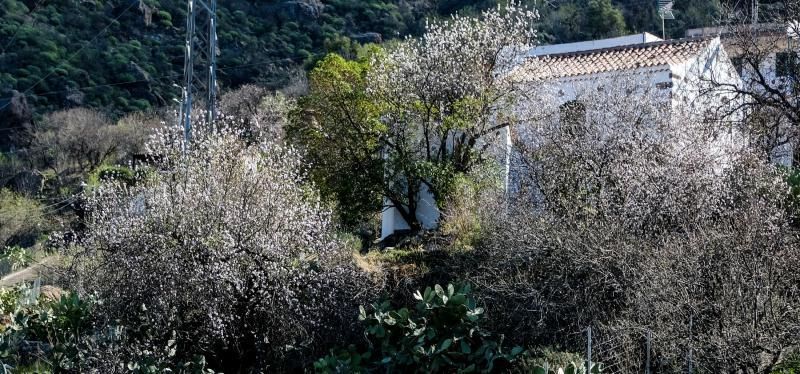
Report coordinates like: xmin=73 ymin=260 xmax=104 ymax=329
xmin=0 ymin=0 xmax=724 ymax=118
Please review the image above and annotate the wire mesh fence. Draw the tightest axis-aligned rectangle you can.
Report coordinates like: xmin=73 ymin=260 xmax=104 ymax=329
xmin=576 ymin=323 xmax=705 ymax=374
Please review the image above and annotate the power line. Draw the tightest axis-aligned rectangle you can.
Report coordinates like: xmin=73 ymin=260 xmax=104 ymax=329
xmin=0 ymin=0 xmax=140 ymax=112
xmin=0 ymin=54 xmax=314 ymax=103
xmin=0 ymin=125 xmax=27 ymax=133
xmin=40 ymin=195 xmax=78 ymax=213
xmin=0 ymin=0 xmax=45 ymax=54
xmin=0 ymin=54 xmax=317 ymax=139
xmin=0 ymin=145 xmax=49 ymax=155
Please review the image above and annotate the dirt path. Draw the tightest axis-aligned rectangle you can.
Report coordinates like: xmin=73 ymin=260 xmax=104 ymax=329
xmin=0 ymin=256 xmax=58 ymax=287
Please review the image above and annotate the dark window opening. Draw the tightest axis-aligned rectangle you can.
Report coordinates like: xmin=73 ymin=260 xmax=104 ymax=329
xmin=731 ymin=57 xmax=745 ymax=76
xmin=776 ymin=51 xmax=798 ymax=78
xmin=656 ymin=81 xmax=673 ymax=89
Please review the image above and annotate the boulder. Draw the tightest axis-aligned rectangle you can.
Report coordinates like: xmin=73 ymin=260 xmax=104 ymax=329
xmin=129 ymin=61 xmax=151 ymax=83
xmin=351 ymin=32 xmax=383 ymax=44
xmin=5 ymin=170 xmax=45 ymax=196
xmin=65 ymin=89 xmax=85 ymax=107
xmin=277 ymin=0 xmax=325 ymax=20
xmin=0 ymin=90 xmax=33 ymax=150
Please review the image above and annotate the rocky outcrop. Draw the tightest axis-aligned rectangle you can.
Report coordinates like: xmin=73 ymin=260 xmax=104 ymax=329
xmin=351 ymin=32 xmax=383 ymax=44
xmin=129 ymin=61 xmax=151 ymax=83
xmin=138 ymin=0 xmax=153 ymax=26
xmin=5 ymin=170 xmax=45 ymax=196
xmin=0 ymin=90 xmax=33 ymax=150
xmin=276 ymin=0 xmax=325 ymax=20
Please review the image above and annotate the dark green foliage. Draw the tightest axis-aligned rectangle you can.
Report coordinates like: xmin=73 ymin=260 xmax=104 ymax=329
xmin=525 ymin=362 xmax=604 ymax=374
xmin=782 ymin=166 xmax=800 ymax=226
xmin=0 ymin=282 xmax=216 ymax=373
xmin=773 ymin=352 xmax=800 ymax=373
xmin=0 ymin=284 xmax=93 ymax=371
xmin=0 ymin=0 xmax=434 ymax=118
xmin=289 ymin=51 xmax=385 ymax=228
xmin=537 ymin=0 xmax=721 ymax=43
xmin=315 ymin=283 xmax=523 ymax=373
xmin=0 ymin=0 xmax=723 ymax=121
xmin=585 ymin=0 xmax=627 ymax=38
xmin=90 ymin=164 xmax=140 ymax=187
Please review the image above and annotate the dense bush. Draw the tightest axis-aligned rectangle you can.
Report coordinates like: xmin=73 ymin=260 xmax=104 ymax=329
xmin=27 ymin=108 xmax=142 ymax=177
xmin=0 ymin=188 xmax=46 ymax=248
xmin=218 ymin=85 xmax=294 ymax=143
xmin=783 ymin=166 xmax=800 ymax=226
xmin=315 ymin=283 xmax=522 ymax=373
xmin=463 ymin=82 xmax=800 ymax=373
xmin=0 ymin=281 xmax=217 ymax=373
xmin=57 ymin=126 xmax=378 ymax=371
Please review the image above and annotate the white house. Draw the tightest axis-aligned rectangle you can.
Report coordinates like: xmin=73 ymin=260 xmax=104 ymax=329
xmin=686 ymin=23 xmax=800 ymax=164
xmin=508 ymin=33 xmax=741 ymax=114
xmin=380 ymin=33 xmax=744 ymax=240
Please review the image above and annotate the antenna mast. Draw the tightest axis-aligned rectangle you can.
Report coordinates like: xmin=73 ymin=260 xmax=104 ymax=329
xmin=658 ymin=0 xmax=675 ymax=39
xmin=179 ymin=0 xmax=218 ymax=143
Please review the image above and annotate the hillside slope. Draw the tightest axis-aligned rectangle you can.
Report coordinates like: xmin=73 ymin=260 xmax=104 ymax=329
xmin=0 ymin=0 xmax=720 ymax=118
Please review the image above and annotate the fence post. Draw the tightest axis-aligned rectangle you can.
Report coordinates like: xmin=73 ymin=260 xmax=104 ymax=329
xmin=586 ymin=326 xmax=592 ymax=373
xmin=646 ymin=329 xmax=651 ymax=374
xmin=687 ymin=315 xmax=693 ymax=374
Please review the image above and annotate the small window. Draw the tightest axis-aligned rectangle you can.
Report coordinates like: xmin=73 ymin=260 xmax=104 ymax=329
xmin=776 ymin=52 xmax=798 ymax=78
xmin=730 ymin=57 xmax=744 ymax=76
xmin=656 ymin=81 xmax=673 ymax=90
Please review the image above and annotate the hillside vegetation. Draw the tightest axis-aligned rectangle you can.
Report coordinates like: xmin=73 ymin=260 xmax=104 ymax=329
xmin=1 ymin=1 xmax=800 ymax=372
xmin=0 ymin=0 xmax=720 ymax=120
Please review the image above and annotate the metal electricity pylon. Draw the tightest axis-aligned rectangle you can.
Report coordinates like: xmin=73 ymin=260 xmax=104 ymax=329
xmin=179 ymin=0 xmax=218 ymax=143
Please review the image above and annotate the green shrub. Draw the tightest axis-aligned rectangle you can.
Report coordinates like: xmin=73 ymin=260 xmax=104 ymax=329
xmin=0 ymin=189 xmax=46 ymax=248
xmin=520 ymin=347 xmax=585 ymax=369
xmin=0 ymin=287 xmax=22 ymax=314
xmin=88 ymin=165 xmax=139 ymax=188
xmin=0 ymin=282 xmax=93 ymax=371
xmin=1 ymin=245 xmax=30 ymax=271
xmin=0 ymin=281 xmax=214 ymax=373
xmin=773 ymin=351 xmax=800 ymax=373
xmin=783 ymin=166 xmax=800 ymax=227
xmin=315 ymin=283 xmax=523 ymax=373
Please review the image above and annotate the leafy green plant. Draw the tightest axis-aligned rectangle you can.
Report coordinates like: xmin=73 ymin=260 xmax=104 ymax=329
xmin=0 ymin=189 xmax=46 ymax=248
xmin=1 ymin=246 xmax=30 ymax=271
xmin=0 ymin=283 xmax=214 ymax=372
xmin=316 ymin=283 xmax=523 ymax=373
xmin=0 ymin=282 xmax=94 ymax=371
xmin=0 ymin=287 xmax=21 ymax=315
xmin=88 ymin=164 xmax=138 ymax=188
xmin=782 ymin=166 xmax=800 ymax=227
xmin=314 ymin=344 xmax=372 ymax=373
xmin=773 ymin=351 xmax=800 ymax=373
xmin=127 ymin=352 xmax=216 ymax=374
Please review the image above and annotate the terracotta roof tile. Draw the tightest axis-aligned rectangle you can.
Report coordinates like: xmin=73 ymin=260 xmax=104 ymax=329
xmin=512 ymin=37 xmax=714 ymax=80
